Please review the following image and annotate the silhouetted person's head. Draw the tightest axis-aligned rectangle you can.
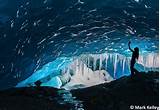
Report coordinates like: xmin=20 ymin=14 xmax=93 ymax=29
xmin=134 ymin=47 xmax=139 ymax=52
xmin=134 ymin=47 xmax=139 ymax=60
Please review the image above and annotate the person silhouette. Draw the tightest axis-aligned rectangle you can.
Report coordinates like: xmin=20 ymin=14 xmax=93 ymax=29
xmin=128 ymin=41 xmax=139 ymax=76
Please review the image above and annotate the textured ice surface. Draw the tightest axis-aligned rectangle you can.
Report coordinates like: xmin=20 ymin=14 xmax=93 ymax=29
xmin=0 ymin=0 xmax=158 ymax=90
xmin=16 ymin=57 xmax=73 ymax=87
xmin=16 ymin=52 xmax=159 ymax=89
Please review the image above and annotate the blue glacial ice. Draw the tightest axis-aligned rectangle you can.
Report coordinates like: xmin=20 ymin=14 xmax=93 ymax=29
xmin=16 ymin=52 xmax=159 ymax=90
xmin=16 ymin=57 xmax=73 ymax=88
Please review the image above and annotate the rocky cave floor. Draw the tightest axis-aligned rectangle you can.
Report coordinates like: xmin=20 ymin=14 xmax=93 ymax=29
xmin=0 ymin=71 xmax=158 ymax=110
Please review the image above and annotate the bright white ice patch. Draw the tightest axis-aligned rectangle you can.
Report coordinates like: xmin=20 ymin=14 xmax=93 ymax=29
xmin=134 ymin=0 xmax=139 ymax=2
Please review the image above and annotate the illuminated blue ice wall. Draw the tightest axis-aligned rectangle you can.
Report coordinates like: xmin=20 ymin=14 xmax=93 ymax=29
xmin=16 ymin=52 xmax=159 ymax=89
xmin=0 ymin=0 xmax=158 ymax=90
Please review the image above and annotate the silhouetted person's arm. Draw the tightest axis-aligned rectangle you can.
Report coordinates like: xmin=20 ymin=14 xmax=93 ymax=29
xmin=128 ymin=41 xmax=134 ymax=52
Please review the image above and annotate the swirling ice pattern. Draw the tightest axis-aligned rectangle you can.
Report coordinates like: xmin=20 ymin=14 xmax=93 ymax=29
xmin=0 ymin=0 xmax=158 ymax=90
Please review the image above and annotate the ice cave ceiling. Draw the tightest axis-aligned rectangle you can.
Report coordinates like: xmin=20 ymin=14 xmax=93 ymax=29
xmin=0 ymin=0 xmax=159 ymax=90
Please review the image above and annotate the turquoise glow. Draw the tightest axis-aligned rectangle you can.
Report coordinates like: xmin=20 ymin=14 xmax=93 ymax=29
xmin=41 ymin=76 xmax=62 ymax=88
xmin=16 ymin=57 xmax=73 ymax=87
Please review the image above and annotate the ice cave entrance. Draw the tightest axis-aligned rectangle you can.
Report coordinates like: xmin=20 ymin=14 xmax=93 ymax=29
xmin=16 ymin=53 xmax=159 ymax=90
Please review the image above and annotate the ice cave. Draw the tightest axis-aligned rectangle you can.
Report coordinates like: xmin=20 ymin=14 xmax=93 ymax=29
xmin=0 ymin=0 xmax=159 ymax=110
xmin=16 ymin=52 xmax=159 ymax=90
xmin=0 ymin=0 xmax=158 ymax=91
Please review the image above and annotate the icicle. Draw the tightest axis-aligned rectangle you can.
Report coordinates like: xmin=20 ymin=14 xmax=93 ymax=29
xmin=138 ymin=53 xmax=159 ymax=68
xmin=87 ymin=57 xmax=90 ymax=74
xmin=99 ymin=54 xmax=102 ymax=71
xmin=93 ymin=56 xmax=97 ymax=71
xmin=105 ymin=54 xmax=108 ymax=69
xmin=113 ymin=54 xmax=117 ymax=78
xmin=75 ymin=59 xmax=78 ymax=75
xmin=78 ymin=59 xmax=81 ymax=75
xmin=82 ymin=61 xmax=84 ymax=76
xmin=122 ymin=58 xmax=126 ymax=74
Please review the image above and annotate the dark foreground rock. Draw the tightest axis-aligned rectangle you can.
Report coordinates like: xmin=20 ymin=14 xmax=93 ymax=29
xmin=0 ymin=71 xmax=158 ymax=110
xmin=72 ymin=71 xmax=159 ymax=110
xmin=0 ymin=87 xmax=71 ymax=110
